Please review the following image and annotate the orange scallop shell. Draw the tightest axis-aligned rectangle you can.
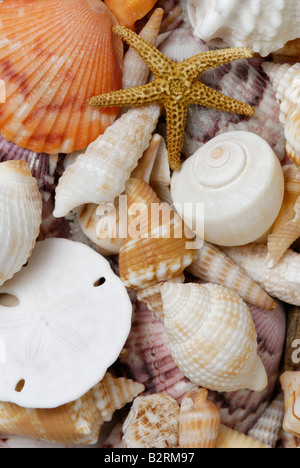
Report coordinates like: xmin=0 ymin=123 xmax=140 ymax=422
xmin=0 ymin=0 xmax=123 ymax=154
xmin=105 ymin=0 xmax=158 ymax=30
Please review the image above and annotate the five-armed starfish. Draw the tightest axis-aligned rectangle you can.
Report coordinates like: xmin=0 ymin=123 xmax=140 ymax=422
xmin=89 ymin=25 xmax=255 ymax=171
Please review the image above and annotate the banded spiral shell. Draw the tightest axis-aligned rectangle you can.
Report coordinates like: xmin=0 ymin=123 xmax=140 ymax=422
xmin=171 ymin=131 xmax=284 ymax=246
xmin=186 ymin=0 xmax=300 ymax=57
xmin=0 ymin=0 xmax=123 ymax=154
xmin=160 ymin=282 xmax=268 ymax=393
xmin=0 ymin=160 xmax=42 ymax=287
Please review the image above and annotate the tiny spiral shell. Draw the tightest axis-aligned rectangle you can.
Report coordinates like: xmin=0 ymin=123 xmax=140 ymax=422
xmin=179 ymin=389 xmax=221 ymax=448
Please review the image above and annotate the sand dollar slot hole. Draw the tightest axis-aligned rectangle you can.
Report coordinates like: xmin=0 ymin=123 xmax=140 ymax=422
xmin=15 ymin=379 xmax=25 ymax=393
xmin=94 ymin=277 xmax=106 ymax=287
xmin=0 ymin=293 xmax=20 ymax=307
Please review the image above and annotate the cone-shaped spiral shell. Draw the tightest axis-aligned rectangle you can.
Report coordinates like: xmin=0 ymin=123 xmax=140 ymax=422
xmin=119 ymin=178 xmax=197 ymax=292
xmin=267 ymin=166 xmax=300 ymax=268
xmin=263 ymin=63 xmax=300 ymax=167
xmin=161 ymin=282 xmax=268 ymax=393
xmin=0 ymin=373 xmax=145 ymax=446
xmin=0 ymin=0 xmax=123 ymax=155
xmin=188 ymin=242 xmax=276 ymax=311
xmin=0 ymin=160 xmax=42 ymax=286
xmin=54 ymin=105 xmax=160 ymax=218
xmin=104 ymin=0 xmax=158 ymax=30
xmin=171 ymin=132 xmax=284 ymax=246
xmin=122 ymin=393 xmax=180 ymax=448
xmin=179 ymin=389 xmax=221 ymax=448
xmin=215 ymin=425 xmax=270 ymax=449
xmin=223 ymin=244 xmax=300 ymax=306
xmin=280 ymin=371 xmax=300 ymax=438
xmin=186 ymin=0 xmax=300 ymax=57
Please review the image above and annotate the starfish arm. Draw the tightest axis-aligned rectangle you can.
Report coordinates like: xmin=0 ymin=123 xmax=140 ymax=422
xmin=89 ymin=82 xmax=164 ymax=109
xmin=187 ymin=81 xmax=255 ymax=117
xmin=164 ymin=100 xmax=188 ymax=171
xmin=178 ymin=47 xmax=254 ymax=81
xmin=113 ymin=25 xmax=176 ymax=78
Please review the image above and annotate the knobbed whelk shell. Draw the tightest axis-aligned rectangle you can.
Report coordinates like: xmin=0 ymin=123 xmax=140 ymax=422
xmin=121 ymin=393 xmax=180 ymax=448
xmin=0 ymin=160 xmax=42 ymax=287
xmin=263 ymin=62 xmax=300 ymax=167
xmin=188 ymin=242 xmax=276 ymax=311
xmin=160 ymin=282 xmax=268 ymax=393
xmin=186 ymin=0 xmax=300 ymax=57
xmin=54 ymin=104 xmax=160 ymax=218
xmin=280 ymin=372 xmax=300 ymax=438
xmin=171 ymin=131 xmax=284 ymax=247
xmin=0 ymin=0 xmax=123 ymax=154
xmin=179 ymin=389 xmax=221 ymax=448
xmin=0 ymin=373 xmax=144 ymax=446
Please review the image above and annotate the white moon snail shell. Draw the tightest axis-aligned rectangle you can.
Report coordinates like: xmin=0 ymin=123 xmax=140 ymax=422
xmin=171 ymin=131 xmax=284 ymax=247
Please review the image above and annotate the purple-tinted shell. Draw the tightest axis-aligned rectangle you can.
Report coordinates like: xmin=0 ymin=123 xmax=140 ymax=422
xmin=157 ymin=30 xmax=286 ymax=161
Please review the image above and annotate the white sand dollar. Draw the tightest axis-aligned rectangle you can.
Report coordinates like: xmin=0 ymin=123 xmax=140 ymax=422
xmin=0 ymin=238 xmax=132 ymax=409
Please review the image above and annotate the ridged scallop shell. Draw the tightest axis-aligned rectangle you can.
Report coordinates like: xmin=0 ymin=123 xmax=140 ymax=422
xmin=161 ymin=282 xmax=268 ymax=393
xmin=263 ymin=62 xmax=300 ymax=167
xmin=248 ymin=393 xmax=285 ymax=448
xmin=158 ymin=29 xmax=286 ymax=160
xmin=119 ymin=178 xmax=197 ymax=301
xmin=54 ymin=105 xmax=160 ymax=218
xmin=280 ymin=371 xmax=300 ymax=438
xmin=216 ymin=425 xmax=270 ymax=449
xmin=0 ymin=0 xmax=123 ymax=155
xmin=122 ymin=393 xmax=180 ymax=448
xmin=104 ymin=0 xmax=158 ymax=30
xmin=179 ymin=389 xmax=221 ymax=448
xmin=0 ymin=373 xmax=144 ymax=446
xmin=266 ymin=166 xmax=300 ymax=268
xmin=223 ymin=244 xmax=300 ymax=306
xmin=188 ymin=242 xmax=276 ymax=311
xmin=186 ymin=0 xmax=300 ymax=57
xmin=0 ymin=160 xmax=42 ymax=286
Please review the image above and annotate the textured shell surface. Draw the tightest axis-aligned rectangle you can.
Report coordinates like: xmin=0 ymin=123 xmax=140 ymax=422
xmin=216 ymin=424 xmax=270 ymax=449
xmin=179 ymin=389 xmax=221 ymax=448
xmin=0 ymin=0 xmax=123 ymax=155
xmin=122 ymin=393 xmax=180 ymax=448
xmin=158 ymin=29 xmax=286 ymax=160
xmin=0 ymin=238 xmax=132 ymax=409
xmin=186 ymin=0 xmax=300 ymax=57
xmin=0 ymin=160 xmax=42 ymax=287
xmin=161 ymin=282 xmax=268 ymax=393
xmin=54 ymin=105 xmax=160 ymax=218
xmin=223 ymin=244 xmax=300 ymax=306
xmin=280 ymin=371 xmax=300 ymax=438
xmin=0 ymin=373 xmax=144 ymax=446
xmin=171 ymin=131 xmax=284 ymax=246
xmin=263 ymin=62 xmax=300 ymax=167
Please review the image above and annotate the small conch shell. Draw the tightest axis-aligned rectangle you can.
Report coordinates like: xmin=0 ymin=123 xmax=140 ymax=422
xmin=54 ymin=104 xmax=161 ymax=218
xmin=280 ymin=371 xmax=300 ymax=438
xmin=223 ymin=244 xmax=300 ymax=306
xmin=160 ymin=282 xmax=268 ymax=393
xmin=188 ymin=241 xmax=276 ymax=311
xmin=119 ymin=178 xmax=197 ymax=311
xmin=186 ymin=0 xmax=300 ymax=57
xmin=179 ymin=389 xmax=221 ymax=448
xmin=104 ymin=0 xmax=158 ymax=30
xmin=0 ymin=373 xmax=144 ymax=446
xmin=0 ymin=0 xmax=123 ymax=154
xmin=0 ymin=160 xmax=42 ymax=287
xmin=263 ymin=62 xmax=300 ymax=167
xmin=215 ymin=425 xmax=270 ymax=449
xmin=121 ymin=393 xmax=180 ymax=448
xmin=171 ymin=131 xmax=284 ymax=247
xmin=266 ymin=166 xmax=300 ymax=268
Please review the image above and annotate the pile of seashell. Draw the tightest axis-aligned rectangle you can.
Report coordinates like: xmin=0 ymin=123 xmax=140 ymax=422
xmin=0 ymin=0 xmax=299 ymax=449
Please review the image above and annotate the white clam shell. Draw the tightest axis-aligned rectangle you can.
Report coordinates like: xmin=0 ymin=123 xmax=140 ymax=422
xmin=0 ymin=238 xmax=132 ymax=409
xmin=171 ymin=131 xmax=284 ymax=247
xmin=186 ymin=0 xmax=300 ymax=57
xmin=0 ymin=160 xmax=42 ymax=287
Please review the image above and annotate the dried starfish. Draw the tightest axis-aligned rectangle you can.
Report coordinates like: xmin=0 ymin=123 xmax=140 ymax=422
xmin=90 ymin=26 xmax=255 ymax=171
